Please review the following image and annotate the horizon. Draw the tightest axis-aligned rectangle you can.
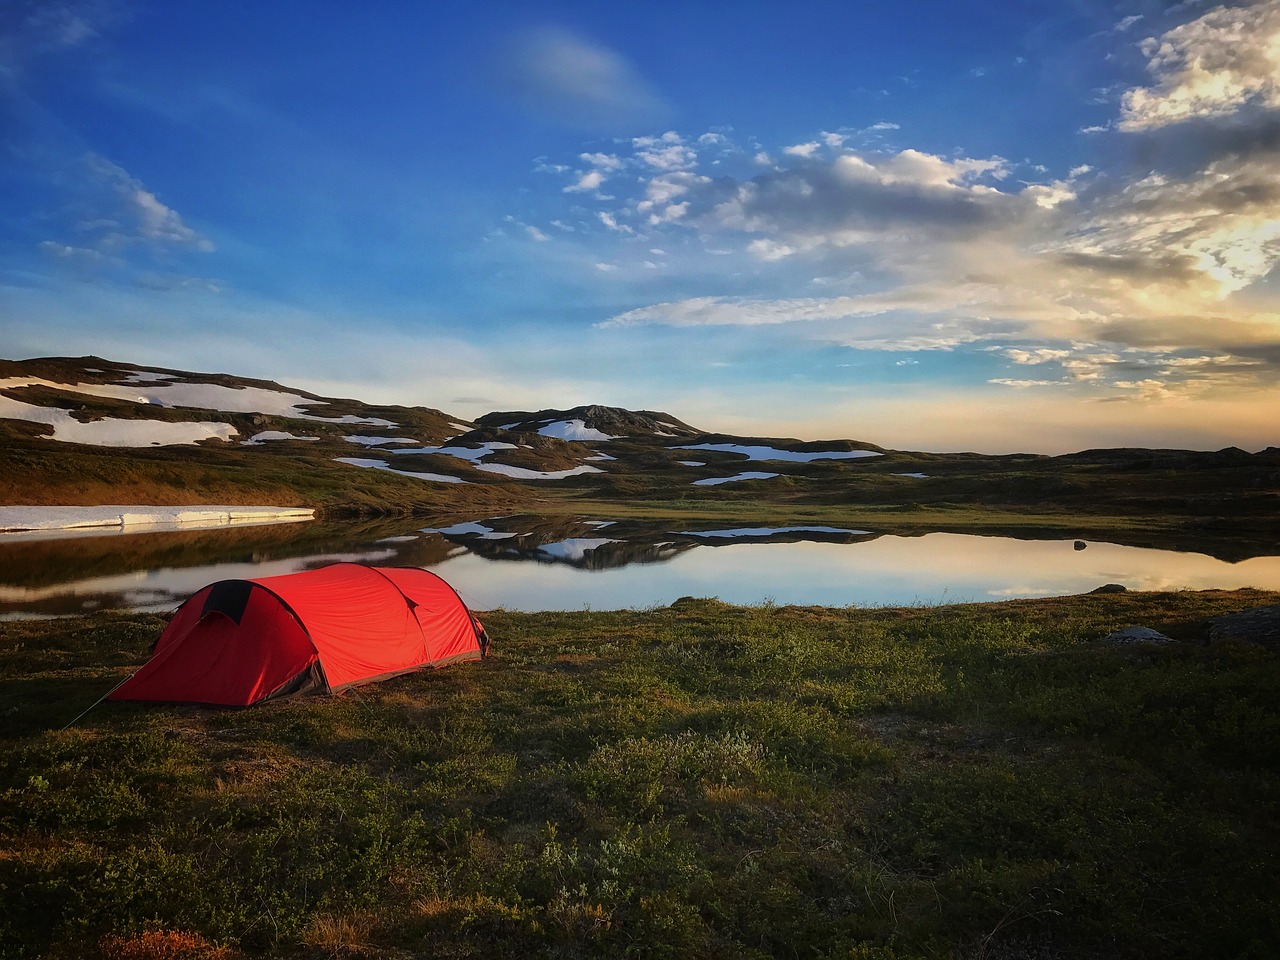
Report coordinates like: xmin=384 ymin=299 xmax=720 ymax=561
xmin=3 ymin=1 xmax=1279 ymax=455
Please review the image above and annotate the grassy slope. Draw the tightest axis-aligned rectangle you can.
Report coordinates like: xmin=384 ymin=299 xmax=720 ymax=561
xmin=2 ymin=590 xmax=1277 ymax=959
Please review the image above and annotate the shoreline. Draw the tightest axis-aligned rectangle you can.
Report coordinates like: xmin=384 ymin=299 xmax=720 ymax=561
xmin=0 ymin=504 xmax=315 ymax=536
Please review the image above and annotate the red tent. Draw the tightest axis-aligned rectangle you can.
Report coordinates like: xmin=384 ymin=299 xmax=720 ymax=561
xmin=109 ymin=563 xmax=487 ymax=706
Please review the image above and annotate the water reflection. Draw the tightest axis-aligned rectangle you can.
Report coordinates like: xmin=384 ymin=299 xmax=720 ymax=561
xmin=2 ymin=514 xmax=1278 ymax=616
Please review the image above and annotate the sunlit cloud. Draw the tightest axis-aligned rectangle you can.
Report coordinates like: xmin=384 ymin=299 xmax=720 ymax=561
xmin=1119 ymin=0 xmax=1280 ymax=131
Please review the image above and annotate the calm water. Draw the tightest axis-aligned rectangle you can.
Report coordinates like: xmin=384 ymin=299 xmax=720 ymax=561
xmin=2 ymin=514 xmax=1278 ymax=617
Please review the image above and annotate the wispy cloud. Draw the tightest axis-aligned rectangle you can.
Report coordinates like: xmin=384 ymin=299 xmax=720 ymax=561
xmin=496 ymin=26 xmax=667 ymax=130
xmin=81 ymin=154 xmax=213 ymax=251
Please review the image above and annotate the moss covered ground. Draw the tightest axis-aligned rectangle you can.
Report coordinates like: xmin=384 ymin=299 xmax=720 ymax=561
xmin=2 ymin=590 xmax=1278 ymax=959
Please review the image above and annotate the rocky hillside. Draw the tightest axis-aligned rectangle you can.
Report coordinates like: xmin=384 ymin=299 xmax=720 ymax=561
xmin=0 ymin=355 xmax=888 ymax=509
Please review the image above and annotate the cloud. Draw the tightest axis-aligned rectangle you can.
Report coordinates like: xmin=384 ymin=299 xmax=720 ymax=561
xmin=497 ymin=26 xmax=666 ymax=130
xmin=82 ymin=154 xmax=213 ymax=251
xmin=1060 ymin=153 xmax=1280 ymax=296
xmin=633 ymin=131 xmax=697 ymax=170
xmin=564 ymin=169 xmax=606 ymax=193
xmin=747 ymin=239 xmax=795 ymax=261
xmin=0 ymin=1 xmax=115 ymax=82
xmin=1119 ymin=1 xmax=1280 ymax=130
xmin=597 ymin=211 xmax=633 ymax=234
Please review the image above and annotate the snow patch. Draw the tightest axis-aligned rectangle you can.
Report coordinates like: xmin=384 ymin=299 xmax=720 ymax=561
xmin=333 ymin=457 xmax=468 ymax=483
xmin=343 ymin=435 xmax=419 ymax=446
xmin=0 ymin=504 xmax=314 ymax=533
xmin=243 ymin=431 xmax=319 ymax=445
xmin=121 ymin=371 xmax=178 ymax=383
xmin=676 ymin=443 xmax=881 ymax=462
xmin=692 ymin=472 xmax=780 ymax=486
xmin=537 ymin=419 xmax=618 ymax=441
xmin=475 ymin=463 xmax=604 ymax=481
xmin=0 ymin=384 xmax=237 ymax=446
xmin=390 ymin=441 xmax=516 ymax=460
xmin=677 ymin=461 xmax=705 ymax=467
xmin=893 ymin=472 xmax=929 ymax=479
xmin=0 ymin=376 xmax=396 ymax=426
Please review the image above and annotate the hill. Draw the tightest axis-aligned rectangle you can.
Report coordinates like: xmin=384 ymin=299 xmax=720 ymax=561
xmin=2 ymin=355 xmax=1279 ymax=557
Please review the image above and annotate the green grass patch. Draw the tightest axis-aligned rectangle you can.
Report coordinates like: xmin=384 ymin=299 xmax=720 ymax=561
xmin=1 ymin=590 xmax=1278 ymax=958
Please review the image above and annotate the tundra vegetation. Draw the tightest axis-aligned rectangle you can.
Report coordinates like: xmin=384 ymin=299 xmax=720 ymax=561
xmin=2 ymin=589 xmax=1277 ymax=959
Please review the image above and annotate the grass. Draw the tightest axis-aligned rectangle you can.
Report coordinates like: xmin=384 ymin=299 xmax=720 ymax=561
xmin=2 ymin=589 xmax=1278 ymax=958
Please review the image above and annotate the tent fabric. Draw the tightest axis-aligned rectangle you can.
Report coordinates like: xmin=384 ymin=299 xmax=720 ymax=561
xmin=109 ymin=562 xmax=486 ymax=706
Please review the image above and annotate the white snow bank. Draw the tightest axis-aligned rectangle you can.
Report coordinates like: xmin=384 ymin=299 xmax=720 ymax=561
xmin=893 ymin=472 xmax=929 ymax=479
xmin=448 ymin=422 xmax=474 ymax=432
xmin=243 ymin=430 xmax=319 ymax=445
xmin=0 ymin=385 xmax=237 ymax=447
xmin=390 ymin=441 xmax=516 ymax=461
xmin=343 ymin=435 xmax=419 ymax=446
xmin=0 ymin=504 xmax=314 ymax=533
xmin=332 ymin=457 xmax=468 ymax=483
xmin=682 ymin=526 xmax=870 ymax=538
xmin=692 ymin=472 xmax=780 ymax=486
xmin=537 ymin=538 xmax=618 ymax=560
xmin=537 ymin=419 xmax=618 ymax=442
xmin=0 ymin=376 xmax=396 ymax=426
xmin=475 ymin=463 xmax=604 ymax=481
xmin=676 ymin=443 xmax=881 ymax=462
xmin=677 ymin=461 xmax=705 ymax=467
xmin=586 ymin=453 xmax=616 ymax=461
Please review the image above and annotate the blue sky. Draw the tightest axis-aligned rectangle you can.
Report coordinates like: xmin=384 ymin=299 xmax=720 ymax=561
xmin=3 ymin=0 xmax=1279 ymax=453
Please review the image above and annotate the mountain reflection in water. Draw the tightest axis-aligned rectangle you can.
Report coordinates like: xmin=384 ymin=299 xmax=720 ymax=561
xmin=2 ymin=514 xmax=1279 ymax=616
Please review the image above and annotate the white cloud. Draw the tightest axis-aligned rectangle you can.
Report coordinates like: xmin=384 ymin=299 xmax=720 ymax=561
xmin=82 ymin=154 xmax=213 ymax=252
xmin=1119 ymin=1 xmax=1280 ymax=130
xmin=525 ymin=225 xmax=550 ymax=242
xmin=580 ymin=151 xmax=622 ymax=170
xmin=1004 ymin=348 xmax=1072 ymax=364
xmin=499 ymin=26 xmax=666 ymax=129
xmin=989 ymin=378 xmax=1056 ymax=388
xmin=564 ymin=169 xmax=606 ymax=193
xmin=633 ymin=131 xmax=698 ymax=170
xmin=747 ymin=238 xmax=795 ymax=261
xmin=783 ymin=141 xmax=821 ymax=158
xmin=597 ymin=211 xmax=633 ymax=233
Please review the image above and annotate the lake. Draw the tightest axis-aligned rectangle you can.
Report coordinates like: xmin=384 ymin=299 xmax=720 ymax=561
xmin=3 ymin=513 xmax=1278 ymax=618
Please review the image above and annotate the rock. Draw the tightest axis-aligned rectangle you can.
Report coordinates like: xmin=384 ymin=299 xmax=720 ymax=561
xmin=1206 ymin=604 xmax=1280 ymax=650
xmin=1074 ymin=540 xmax=1087 ymax=550
xmin=1090 ymin=583 xmax=1127 ymax=594
xmin=1103 ymin=626 xmax=1173 ymax=644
